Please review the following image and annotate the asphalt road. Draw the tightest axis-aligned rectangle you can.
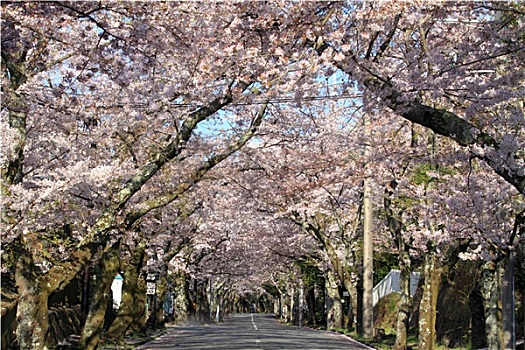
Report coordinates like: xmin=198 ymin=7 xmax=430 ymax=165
xmin=136 ymin=313 xmax=373 ymax=350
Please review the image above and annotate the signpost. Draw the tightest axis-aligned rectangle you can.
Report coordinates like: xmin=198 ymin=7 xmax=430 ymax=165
xmin=147 ymin=282 xmax=156 ymax=295
xmin=146 ymin=274 xmax=157 ymax=295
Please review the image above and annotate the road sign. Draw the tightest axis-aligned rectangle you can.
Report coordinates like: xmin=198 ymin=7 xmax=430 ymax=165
xmin=146 ymin=282 xmax=156 ymax=295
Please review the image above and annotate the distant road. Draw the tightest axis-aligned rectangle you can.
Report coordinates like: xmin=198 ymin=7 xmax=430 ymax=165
xmin=136 ymin=313 xmax=373 ymax=350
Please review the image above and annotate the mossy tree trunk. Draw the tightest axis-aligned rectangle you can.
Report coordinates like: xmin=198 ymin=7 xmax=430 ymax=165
xmin=173 ymin=269 xmax=192 ymax=325
xmin=326 ymin=269 xmax=343 ymax=331
xmin=106 ymin=238 xmax=147 ymax=341
xmin=13 ymin=238 xmax=98 ymax=350
xmin=78 ymin=242 xmax=120 ymax=350
xmin=288 ymin=284 xmax=295 ymax=324
xmin=130 ymin=277 xmax=147 ymax=333
xmin=194 ymin=279 xmax=211 ymax=324
xmin=306 ymin=285 xmax=316 ymax=326
xmin=384 ymin=179 xmax=413 ymax=350
xmin=6 ymin=53 xmax=49 ymax=350
xmin=14 ymin=248 xmax=51 ymax=350
xmin=481 ymin=260 xmax=503 ymax=350
xmin=290 ymin=212 xmax=356 ymax=330
xmin=395 ymin=247 xmax=411 ymax=350
xmin=13 ymin=237 xmax=88 ymax=350
xmin=501 ymin=254 xmax=515 ymax=350
xmin=209 ymin=279 xmax=226 ymax=323
xmin=148 ymin=264 xmax=168 ymax=330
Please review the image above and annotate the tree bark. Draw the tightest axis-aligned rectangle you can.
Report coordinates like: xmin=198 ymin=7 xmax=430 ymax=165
xmin=326 ymin=269 xmax=343 ymax=331
xmin=151 ymin=272 xmax=168 ymax=329
xmin=288 ymin=284 xmax=296 ymax=324
xmin=106 ymin=238 xmax=147 ymax=341
xmin=297 ymin=279 xmax=304 ymax=326
xmin=290 ymin=213 xmax=356 ymax=329
xmin=130 ymin=277 xmax=147 ymax=334
xmin=280 ymin=294 xmax=286 ymax=320
xmin=14 ymin=249 xmax=51 ymax=350
xmin=481 ymin=260 xmax=503 ymax=350
xmin=306 ymin=285 xmax=316 ymax=326
xmin=78 ymin=243 xmax=120 ymax=350
xmin=469 ymin=286 xmax=487 ymax=349
xmin=394 ymin=248 xmax=411 ymax=350
xmin=194 ymin=279 xmax=211 ymax=324
xmin=384 ymin=180 xmax=411 ymax=350
xmin=173 ymin=269 xmax=192 ymax=325
xmin=501 ymin=254 xmax=516 ymax=350
xmin=418 ymin=253 xmax=444 ymax=350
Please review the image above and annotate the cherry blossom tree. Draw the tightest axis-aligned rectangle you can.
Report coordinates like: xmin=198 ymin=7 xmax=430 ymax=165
xmin=315 ymin=2 xmax=524 ymax=195
xmin=1 ymin=2 xmax=325 ymax=348
xmin=312 ymin=3 xmax=524 ymax=347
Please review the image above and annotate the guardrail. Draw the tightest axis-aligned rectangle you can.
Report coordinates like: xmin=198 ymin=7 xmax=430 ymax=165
xmin=373 ymin=269 xmax=420 ymax=306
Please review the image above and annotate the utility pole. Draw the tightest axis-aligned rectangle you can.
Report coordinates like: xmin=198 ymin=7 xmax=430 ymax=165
xmin=362 ymin=175 xmax=374 ymax=339
xmin=362 ymin=114 xmax=374 ymax=339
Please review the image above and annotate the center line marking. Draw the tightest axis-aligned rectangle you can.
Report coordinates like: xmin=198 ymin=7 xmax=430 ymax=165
xmin=251 ymin=314 xmax=258 ymax=330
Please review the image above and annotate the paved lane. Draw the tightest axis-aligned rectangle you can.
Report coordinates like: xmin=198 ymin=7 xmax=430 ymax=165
xmin=136 ymin=313 xmax=373 ymax=350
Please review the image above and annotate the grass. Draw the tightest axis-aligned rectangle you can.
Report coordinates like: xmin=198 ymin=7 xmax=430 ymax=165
xmin=342 ymin=331 xmax=473 ymax=350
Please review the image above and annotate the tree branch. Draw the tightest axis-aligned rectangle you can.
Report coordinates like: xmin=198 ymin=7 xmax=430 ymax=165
xmin=124 ymin=101 xmax=268 ymax=229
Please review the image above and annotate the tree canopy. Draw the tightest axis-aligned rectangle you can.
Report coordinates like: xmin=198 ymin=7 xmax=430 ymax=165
xmin=1 ymin=2 xmax=524 ymax=349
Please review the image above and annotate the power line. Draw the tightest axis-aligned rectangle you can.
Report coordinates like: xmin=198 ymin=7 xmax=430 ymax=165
xmin=36 ymin=84 xmax=362 ymax=110
xmin=90 ymin=93 xmax=363 ymax=110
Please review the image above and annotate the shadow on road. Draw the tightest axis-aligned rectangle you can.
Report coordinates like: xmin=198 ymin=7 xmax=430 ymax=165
xmin=136 ymin=313 xmax=372 ymax=350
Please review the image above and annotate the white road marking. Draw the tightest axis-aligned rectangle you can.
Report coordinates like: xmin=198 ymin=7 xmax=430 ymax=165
xmin=251 ymin=313 xmax=258 ymax=330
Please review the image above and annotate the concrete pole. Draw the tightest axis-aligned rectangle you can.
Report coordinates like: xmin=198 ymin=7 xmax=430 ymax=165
xmin=362 ymin=176 xmax=374 ymax=339
xmin=361 ymin=112 xmax=374 ymax=339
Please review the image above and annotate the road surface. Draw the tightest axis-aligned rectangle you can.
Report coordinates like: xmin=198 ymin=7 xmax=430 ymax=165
xmin=136 ymin=313 xmax=373 ymax=349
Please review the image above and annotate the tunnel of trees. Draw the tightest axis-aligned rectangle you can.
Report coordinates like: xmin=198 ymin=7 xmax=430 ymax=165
xmin=1 ymin=2 xmax=524 ymax=350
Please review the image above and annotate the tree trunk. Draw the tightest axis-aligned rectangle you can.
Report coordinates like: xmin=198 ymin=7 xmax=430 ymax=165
xmin=130 ymin=276 xmax=147 ymax=333
xmin=347 ymin=270 xmax=358 ymax=331
xmin=481 ymin=260 xmax=503 ymax=350
xmin=195 ymin=279 xmax=211 ymax=324
xmin=14 ymin=251 xmax=51 ymax=350
xmin=208 ymin=279 xmax=215 ymax=322
xmin=306 ymin=285 xmax=316 ymax=326
xmin=291 ymin=212 xmax=356 ymax=329
xmin=78 ymin=243 xmax=120 ymax=350
xmin=326 ymin=269 xmax=343 ymax=331
xmin=152 ymin=272 xmax=168 ymax=329
xmin=297 ymin=279 xmax=304 ymax=326
xmin=418 ymin=253 xmax=444 ymax=350
xmin=501 ymin=254 xmax=515 ymax=350
xmin=146 ymin=262 xmax=168 ymax=330
xmin=106 ymin=238 xmax=146 ymax=341
xmin=394 ymin=241 xmax=411 ymax=350
xmin=288 ymin=284 xmax=295 ymax=324
xmin=173 ymin=269 xmax=192 ymax=325
xmin=274 ymin=295 xmax=281 ymax=317
xmin=469 ymin=285 xmax=487 ymax=349
xmin=384 ymin=179 xmax=412 ymax=350
xmin=280 ymin=294 xmax=286 ymax=320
